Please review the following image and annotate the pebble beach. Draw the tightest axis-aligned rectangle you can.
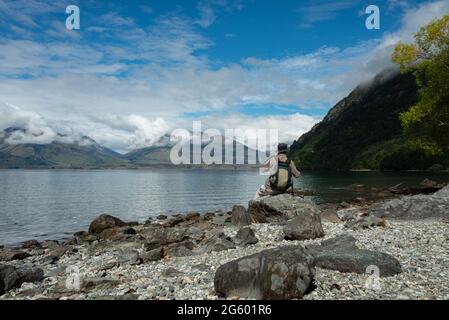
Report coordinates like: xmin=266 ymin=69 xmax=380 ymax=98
xmin=1 ymin=185 xmax=448 ymax=300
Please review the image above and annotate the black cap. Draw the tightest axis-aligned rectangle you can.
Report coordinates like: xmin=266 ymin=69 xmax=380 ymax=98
xmin=277 ymin=143 xmax=288 ymax=154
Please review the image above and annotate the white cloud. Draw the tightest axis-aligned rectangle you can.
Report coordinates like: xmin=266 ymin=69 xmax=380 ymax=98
xmin=0 ymin=100 xmax=319 ymax=153
xmin=97 ymin=12 xmax=136 ymax=28
xmin=198 ymin=113 xmax=319 ymax=147
xmin=387 ymin=0 xmax=411 ymax=12
xmin=196 ymin=4 xmax=216 ymax=28
xmin=0 ymin=101 xmax=63 ymax=144
xmin=296 ymin=0 xmax=360 ymax=27
xmin=194 ymin=0 xmax=253 ymax=28
xmin=0 ymin=0 xmax=63 ymax=29
xmin=224 ymin=33 xmax=237 ymax=38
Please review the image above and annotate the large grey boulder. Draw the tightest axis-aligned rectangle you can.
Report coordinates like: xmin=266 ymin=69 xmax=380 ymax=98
xmin=202 ymin=232 xmax=235 ymax=253
xmin=142 ymin=225 xmax=205 ymax=248
xmin=283 ymin=212 xmax=324 ymax=241
xmin=214 ymin=246 xmax=315 ymax=299
xmin=231 ymin=205 xmax=251 ymax=227
xmin=41 ymin=240 xmax=60 ymax=250
xmin=434 ymin=184 xmax=449 ymax=198
xmin=368 ymin=185 xmax=449 ymax=220
xmin=21 ymin=240 xmax=41 ymax=249
xmin=140 ymin=247 xmax=163 ymax=263
xmin=318 ymin=204 xmax=342 ymax=223
xmin=165 ymin=212 xmax=201 ymax=227
xmin=307 ymin=235 xmax=402 ymax=277
xmin=0 ymin=264 xmax=44 ymax=295
xmin=164 ymin=240 xmax=195 ymax=257
xmin=248 ymin=194 xmax=320 ymax=223
xmin=117 ymin=250 xmax=141 ymax=266
xmin=336 ymin=207 xmax=362 ymax=221
xmin=97 ymin=226 xmax=136 ymax=241
xmin=234 ymin=227 xmax=259 ymax=246
xmin=88 ymin=214 xmax=126 ymax=234
xmin=73 ymin=231 xmax=98 ymax=244
xmin=142 ymin=225 xmax=186 ymax=247
xmin=0 ymin=249 xmax=30 ymax=262
xmin=44 ymin=245 xmax=73 ymax=263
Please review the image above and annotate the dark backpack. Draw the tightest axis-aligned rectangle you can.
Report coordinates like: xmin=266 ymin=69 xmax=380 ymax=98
xmin=269 ymin=158 xmax=293 ymax=193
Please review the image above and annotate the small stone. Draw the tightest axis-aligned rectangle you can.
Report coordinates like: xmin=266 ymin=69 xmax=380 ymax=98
xmin=162 ymin=267 xmax=183 ymax=277
xmin=231 ymin=205 xmax=251 ymax=227
xmin=22 ymin=240 xmax=41 ymax=249
xmin=202 ymin=232 xmax=235 ymax=253
xmin=0 ymin=250 xmax=30 ymax=262
xmin=192 ymin=264 xmax=211 ymax=272
xmin=164 ymin=242 xmax=194 ymax=258
xmin=283 ymin=212 xmax=324 ymax=241
xmin=99 ymin=261 xmax=117 ymax=271
xmin=330 ymin=283 xmax=341 ymax=290
xmin=118 ymin=250 xmax=141 ymax=266
xmin=234 ymin=227 xmax=258 ymax=246
xmin=182 ymin=276 xmax=193 ymax=285
xmin=41 ymin=240 xmax=60 ymax=249
xmin=345 ymin=215 xmax=388 ymax=230
xmin=141 ymin=247 xmax=163 ymax=263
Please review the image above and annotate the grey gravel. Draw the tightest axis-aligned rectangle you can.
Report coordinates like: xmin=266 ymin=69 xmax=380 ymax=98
xmin=1 ymin=216 xmax=448 ymax=300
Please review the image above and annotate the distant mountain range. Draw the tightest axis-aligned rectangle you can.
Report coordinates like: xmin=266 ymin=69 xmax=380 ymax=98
xmin=0 ymin=128 xmax=260 ymax=169
xmin=122 ymin=141 xmax=263 ymax=168
xmin=289 ymin=70 xmax=449 ymax=171
xmin=0 ymin=128 xmax=128 ymax=169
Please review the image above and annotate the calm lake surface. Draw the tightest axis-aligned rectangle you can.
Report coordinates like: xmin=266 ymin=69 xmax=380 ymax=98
xmin=1 ymin=169 xmax=448 ymax=245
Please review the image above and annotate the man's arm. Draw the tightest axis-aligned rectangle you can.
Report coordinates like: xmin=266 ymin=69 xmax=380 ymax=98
xmin=290 ymin=160 xmax=301 ymax=178
xmin=260 ymin=155 xmax=277 ymax=173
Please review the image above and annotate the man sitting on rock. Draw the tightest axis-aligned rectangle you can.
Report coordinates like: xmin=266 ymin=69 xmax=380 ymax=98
xmin=254 ymin=143 xmax=300 ymax=199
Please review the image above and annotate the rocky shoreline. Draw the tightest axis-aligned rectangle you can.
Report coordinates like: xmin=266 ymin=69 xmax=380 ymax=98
xmin=1 ymin=182 xmax=448 ymax=300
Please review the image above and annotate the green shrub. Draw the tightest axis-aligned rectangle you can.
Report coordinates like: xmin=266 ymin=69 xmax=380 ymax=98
xmin=429 ymin=164 xmax=444 ymax=173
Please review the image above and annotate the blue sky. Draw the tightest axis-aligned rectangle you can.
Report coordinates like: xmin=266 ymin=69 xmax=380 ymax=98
xmin=0 ymin=0 xmax=448 ymax=152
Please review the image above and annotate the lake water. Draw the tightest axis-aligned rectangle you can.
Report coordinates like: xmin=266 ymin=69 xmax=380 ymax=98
xmin=1 ymin=169 xmax=448 ymax=245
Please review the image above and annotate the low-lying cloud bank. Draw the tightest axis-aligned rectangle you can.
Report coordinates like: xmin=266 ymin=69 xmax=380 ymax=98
xmin=0 ymin=102 xmax=319 ymax=153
